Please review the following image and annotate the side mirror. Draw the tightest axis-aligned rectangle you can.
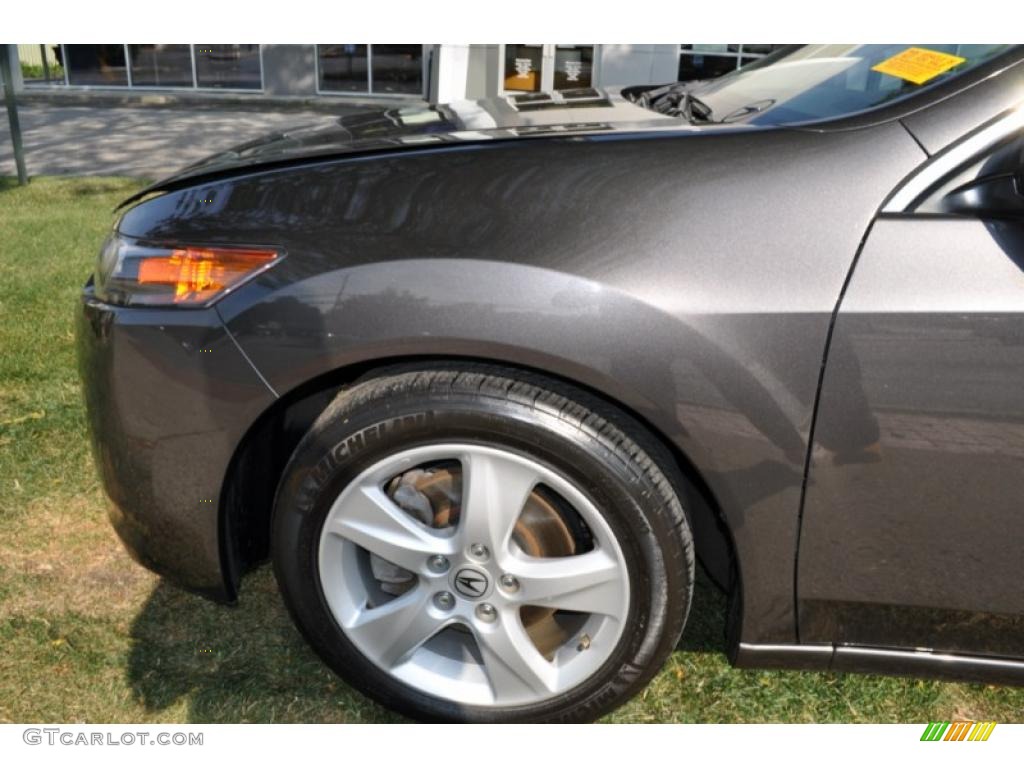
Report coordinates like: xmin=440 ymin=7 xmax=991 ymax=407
xmin=940 ymin=173 xmax=1024 ymax=219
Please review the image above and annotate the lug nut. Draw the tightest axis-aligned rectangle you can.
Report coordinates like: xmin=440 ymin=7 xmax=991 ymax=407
xmin=433 ymin=591 xmax=455 ymax=611
xmin=427 ymin=555 xmax=450 ymax=573
xmin=499 ymin=574 xmax=520 ymax=592
xmin=475 ymin=603 xmax=497 ymax=623
xmin=469 ymin=543 xmax=490 ymax=561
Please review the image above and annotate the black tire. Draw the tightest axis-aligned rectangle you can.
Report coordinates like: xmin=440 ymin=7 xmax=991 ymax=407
xmin=272 ymin=364 xmax=695 ymax=723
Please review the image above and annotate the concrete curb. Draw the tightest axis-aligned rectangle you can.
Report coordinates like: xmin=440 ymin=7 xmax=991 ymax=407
xmin=15 ymin=87 xmax=422 ymax=115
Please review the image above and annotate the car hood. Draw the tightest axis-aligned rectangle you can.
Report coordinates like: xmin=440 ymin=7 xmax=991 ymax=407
xmin=120 ymin=89 xmax=688 ymax=207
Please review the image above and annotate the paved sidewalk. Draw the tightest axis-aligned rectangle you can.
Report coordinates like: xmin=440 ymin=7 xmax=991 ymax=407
xmin=0 ymin=103 xmax=345 ymax=180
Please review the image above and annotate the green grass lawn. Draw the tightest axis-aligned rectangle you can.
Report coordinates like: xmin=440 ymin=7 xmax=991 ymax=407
xmin=1 ymin=176 xmax=1022 ymax=723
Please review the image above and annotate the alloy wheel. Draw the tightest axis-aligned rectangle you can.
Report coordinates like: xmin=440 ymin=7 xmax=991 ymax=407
xmin=317 ymin=443 xmax=631 ymax=707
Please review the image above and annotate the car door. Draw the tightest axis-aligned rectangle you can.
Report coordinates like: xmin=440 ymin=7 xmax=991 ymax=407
xmin=797 ymin=107 xmax=1024 ymax=659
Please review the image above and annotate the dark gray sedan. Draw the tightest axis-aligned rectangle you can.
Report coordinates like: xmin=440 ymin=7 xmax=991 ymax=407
xmin=78 ymin=44 xmax=1024 ymax=722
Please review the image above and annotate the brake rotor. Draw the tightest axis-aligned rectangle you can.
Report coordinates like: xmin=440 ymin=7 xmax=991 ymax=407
xmin=375 ymin=462 xmax=578 ymax=659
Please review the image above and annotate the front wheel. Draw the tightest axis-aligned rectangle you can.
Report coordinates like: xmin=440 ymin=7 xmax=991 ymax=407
xmin=272 ymin=365 xmax=694 ymax=722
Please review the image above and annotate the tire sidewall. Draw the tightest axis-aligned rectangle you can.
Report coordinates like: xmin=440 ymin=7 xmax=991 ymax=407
xmin=273 ymin=386 xmax=687 ymax=723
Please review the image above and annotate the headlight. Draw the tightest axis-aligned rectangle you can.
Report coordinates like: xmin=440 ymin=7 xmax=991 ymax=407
xmin=94 ymin=234 xmax=281 ymax=307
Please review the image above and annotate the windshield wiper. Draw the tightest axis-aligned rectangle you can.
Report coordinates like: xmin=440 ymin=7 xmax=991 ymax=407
xmin=636 ymin=82 xmax=715 ymax=123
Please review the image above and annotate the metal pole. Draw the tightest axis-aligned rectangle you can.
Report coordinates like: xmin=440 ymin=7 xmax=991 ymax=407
xmin=1 ymin=44 xmax=29 ymax=185
xmin=39 ymin=44 xmax=50 ymax=83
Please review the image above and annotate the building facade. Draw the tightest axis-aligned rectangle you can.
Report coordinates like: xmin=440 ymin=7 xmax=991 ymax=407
xmin=13 ymin=44 xmax=784 ymax=104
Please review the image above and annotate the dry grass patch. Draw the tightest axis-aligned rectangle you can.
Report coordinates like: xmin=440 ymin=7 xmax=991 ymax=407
xmin=0 ymin=494 xmax=156 ymax=617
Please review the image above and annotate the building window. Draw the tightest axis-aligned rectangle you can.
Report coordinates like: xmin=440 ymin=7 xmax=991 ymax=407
xmin=317 ymin=45 xmax=424 ymax=95
xmin=64 ymin=44 xmax=128 ymax=86
xmin=194 ymin=45 xmax=262 ymax=89
xmin=502 ymin=45 xmax=595 ymax=93
xmin=16 ymin=45 xmax=65 ymax=85
xmin=678 ymin=45 xmax=782 ymax=81
xmin=58 ymin=44 xmax=262 ymax=90
xmin=317 ymin=45 xmax=368 ymax=92
xmin=370 ymin=45 xmax=425 ymax=94
xmin=128 ymin=44 xmax=193 ymax=88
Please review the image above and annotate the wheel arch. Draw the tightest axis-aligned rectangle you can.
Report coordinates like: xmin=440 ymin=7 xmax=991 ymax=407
xmin=220 ymin=353 xmax=741 ymax=636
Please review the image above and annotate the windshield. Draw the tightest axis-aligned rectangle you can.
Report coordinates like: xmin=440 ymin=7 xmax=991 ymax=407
xmin=675 ymin=44 xmax=1015 ymax=125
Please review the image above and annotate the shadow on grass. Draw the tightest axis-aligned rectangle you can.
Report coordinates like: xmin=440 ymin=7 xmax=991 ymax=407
xmin=0 ymin=175 xmax=144 ymax=196
xmin=126 ymin=562 xmax=729 ymax=723
xmin=126 ymin=566 xmax=401 ymax=723
xmin=676 ymin=565 xmax=730 ymax=655
xmin=66 ymin=179 xmax=144 ymax=197
xmin=0 ymin=176 xmax=27 ymax=193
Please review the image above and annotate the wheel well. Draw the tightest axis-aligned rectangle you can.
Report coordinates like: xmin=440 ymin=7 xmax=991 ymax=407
xmin=220 ymin=355 xmax=740 ymax=615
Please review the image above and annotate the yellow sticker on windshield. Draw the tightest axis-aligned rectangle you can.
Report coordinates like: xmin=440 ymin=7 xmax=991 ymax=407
xmin=871 ymin=47 xmax=966 ymax=85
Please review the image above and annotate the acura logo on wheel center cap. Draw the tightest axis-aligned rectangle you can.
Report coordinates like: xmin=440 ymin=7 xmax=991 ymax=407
xmin=452 ymin=567 xmax=490 ymax=599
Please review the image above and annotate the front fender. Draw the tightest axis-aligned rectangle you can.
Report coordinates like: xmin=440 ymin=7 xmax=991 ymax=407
xmin=220 ymin=258 xmax=818 ymax=644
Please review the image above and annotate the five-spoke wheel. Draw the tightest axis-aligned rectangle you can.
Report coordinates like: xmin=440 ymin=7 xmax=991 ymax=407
xmin=318 ymin=444 xmax=630 ymax=706
xmin=273 ymin=365 xmax=693 ymax=722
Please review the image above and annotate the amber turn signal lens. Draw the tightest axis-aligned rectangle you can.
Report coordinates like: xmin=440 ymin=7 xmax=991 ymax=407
xmin=137 ymin=247 xmax=278 ymax=304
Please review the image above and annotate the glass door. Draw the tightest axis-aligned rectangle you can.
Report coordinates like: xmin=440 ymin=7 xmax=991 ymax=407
xmin=553 ymin=45 xmax=593 ymax=89
xmin=502 ymin=44 xmax=595 ymax=94
xmin=502 ymin=44 xmax=545 ymax=92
